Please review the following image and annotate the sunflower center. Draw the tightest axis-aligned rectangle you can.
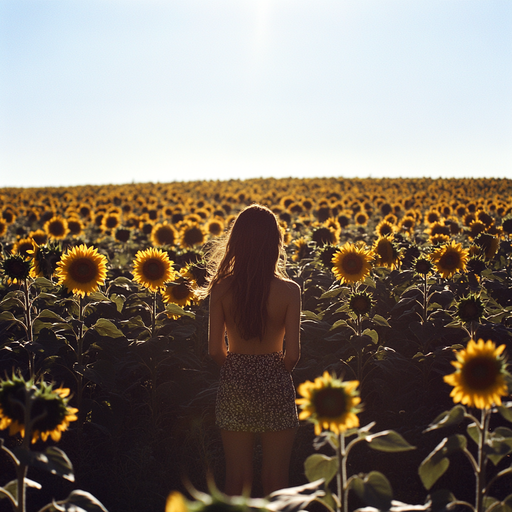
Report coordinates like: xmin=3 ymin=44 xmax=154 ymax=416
xmin=70 ymin=258 xmax=98 ymax=283
xmin=49 ymin=221 xmax=65 ymax=236
xmin=155 ymin=227 xmax=175 ymax=245
xmin=6 ymin=259 xmax=30 ymax=278
xmin=313 ymin=387 xmax=347 ymax=418
xmin=461 ymin=356 xmax=500 ymax=391
xmin=183 ymin=227 xmax=204 ymax=246
xmin=143 ymin=258 xmax=166 ymax=280
xmin=173 ymin=283 xmax=191 ymax=300
xmin=351 ymin=297 xmax=371 ymax=314
xmin=342 ymin=254 xmax=363 ymax=275
xmin=440 ymin=251 xmax=460 ymax=270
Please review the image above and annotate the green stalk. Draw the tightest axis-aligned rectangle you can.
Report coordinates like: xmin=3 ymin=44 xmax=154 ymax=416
xmin=76 ymin=295 xmax=84 ymax=421
xmin=475 ymin=408 xmax=490 ymax=512
xmin=152 ymin=290 xmax=157 ymax=337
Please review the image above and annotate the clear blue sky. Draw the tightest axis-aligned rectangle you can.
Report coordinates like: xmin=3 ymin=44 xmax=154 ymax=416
xmin=1 ymin=0 xmax=511 ymax=187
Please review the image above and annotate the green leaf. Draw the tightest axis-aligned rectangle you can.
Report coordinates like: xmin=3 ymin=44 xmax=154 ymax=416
xmin=466 ymin=422 xmax=481 ymax=446
xmin=165 ymin=303 xmax=196 ymax=319
xmin=485 ymin=427 xmax=512 ymax=466
xmin=301 ymin=310 xmax=322 ymax=321
xmin=366 ymin=430 xmax=416 ymax=452
xmin=304 ymin=454 xmax=338 ymax=486
xmin=0 ymin=296 xmax=25 ymax=310
xmin=13 ymin=446 xmax=74 ymax=482
xmin=92 ymin=318 xmax=124 ymax=338
xmin=424 ymin=405 xmax=466 ymax=432
xmin=34 ymin=309 xmax=67 ymax=323
xmin=330 ymin=319 xmax=349 ymax=331
xmin=483 ymin=495 xmax=512 ymax=512
xmin=319 ymin=287 xmax=344 ymax=299
xmin=51 ymin=490 xmax=109 ymax=512
xmin=498 ymin=402 xmax=512 ymax=423
xmin=372 ymin=314 xmax=391 ymax=327
xmin=362 ymin=328 xmax=379 ymax=344
xmin=350 ymin=471 xmax=392 ymax=510
xmin=0 ymin=311 xmax=25 ymax=327
xmin=0 ymin=478 xmax=41 ymax=505
xmin=418 ymin=435 xmax=466 ymax=490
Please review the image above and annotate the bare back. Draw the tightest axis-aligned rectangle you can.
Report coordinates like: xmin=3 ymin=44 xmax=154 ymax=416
xmin=208 ymin=276 xmax=301 ymax=371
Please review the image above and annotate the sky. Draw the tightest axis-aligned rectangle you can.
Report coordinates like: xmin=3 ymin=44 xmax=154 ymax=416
xmin=0 ymin=0 xmax=511 ymax=188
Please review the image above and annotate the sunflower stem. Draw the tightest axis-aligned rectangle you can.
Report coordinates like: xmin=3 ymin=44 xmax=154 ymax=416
xmin=475 ymin=408 xmax=490 ymax=512
xmin=152 ymin=291 xmax=157 ymax=337
xmin=422 ymin=273 xmax=428 ymax=324
xmin=336 ymin=432 xmax=348 ymax=512
xmin=76 ymin=295 xmax=84 ymax=422
xmin=22 ymin=278 xmax=35 ymax=379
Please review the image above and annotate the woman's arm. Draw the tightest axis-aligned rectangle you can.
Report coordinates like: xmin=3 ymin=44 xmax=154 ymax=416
xmin=208 ymin=285 xmax=228 ymax=366
xmin=283 ymin=281 xmax=301 ymax=373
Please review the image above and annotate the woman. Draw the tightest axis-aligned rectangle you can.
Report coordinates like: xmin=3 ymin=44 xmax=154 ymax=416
xmin=205 ymin=204 xmax=301 ymax=497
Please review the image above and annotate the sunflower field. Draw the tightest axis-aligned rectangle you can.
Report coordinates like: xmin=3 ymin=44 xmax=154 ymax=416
xmin=0 ymin=177 xmax=512 ymax=512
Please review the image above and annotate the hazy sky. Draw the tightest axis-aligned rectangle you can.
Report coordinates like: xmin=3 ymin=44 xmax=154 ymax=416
xmin=1 ymin=0 xmax=511 ymax=188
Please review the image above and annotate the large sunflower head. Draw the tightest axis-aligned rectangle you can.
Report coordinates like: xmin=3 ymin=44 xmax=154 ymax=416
xmin=311 ymin=225 xmax=339 ymax=247
xmin=0 ymin=375 xmax=78 ymax=443
xmin=55 ymin=244 xmax=108 ymax=297
xmin=348 ymin=290 xmax=375 ymax=317
xmin=429 ymin=240 xmax=469 ymax=279
xmin=132 ymin=247 xmax=177 ymax=292
xmin=161 ymin=279 xmax=196 ymax=308
xmin=29 ymin=240 xmax=63 ymax=279
xmin=151 ymin=222 xmax=177 ymax=247
xmin=443 ymin=339 xmax=509 ymax=409
xmin=456 ymin=295 xmax=485 ymax=323
xmin=179 ymin=222 xmax=206 ymax=249
xmin=12 ymin=238 xmax=34 ymax=258
xmin=44 ymin=216 xmax=69 ymax=240
xmin=1 ymin=253 xmax=32 ymax=284
xmin=332 ymin=242 xmax=373 ymax=284
xmin=372 ymin=236 xmax=401 ymax=270
xmin=296 ymin=372 xmax=361 ymax=435
xmin=413 ymin=256 xmax=433 ymax=276
xmin=375 ymin=220 xmax=395 ymax=238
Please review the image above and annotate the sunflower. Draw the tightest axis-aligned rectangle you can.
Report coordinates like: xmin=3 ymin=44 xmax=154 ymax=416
xmin=317 ymin=244 xmax=338 ymax=268
xmin=101 ymin=213 xmax=121 ymax=232
xmin=132 ymin=247 xmax=177 ymax=291
xmin=332 ymin=242 xmax=373 ymax=284
xmin=206 ymin=218 xmax=225 ymax=237
xmin=473 ymin=233 xmax=500 ymax=260
xmin=115 ymin=227 xmax=131 ymax=243
xmin=0 ymin=375 xmax=78 ymax=443
xmin=312 ymin=225 xmax=338 ymax=247
xmin=180 ymin=262 xmax=208 ymax=288
xmin=413 ymin=256 xmax=433 ymax=276
xmin=468 ymin=220 xmax=486 ymax=239
xmin=296 ymin=372 xmax=361 ymax=435
xmin=375 ymin=220 xmax=394 ymax=238
xmin=44 ymin=216 xmax=69 ymax=240
xmin=348 ymin=291 xmax=374 ymax=316
xmin=12 ymin=238 xmax=34 ymax=258
xmin=456 ymin=295 xmax=485 ymax=323
xmin=429 ymin=240 xmax=469 ymax=279
xmin=372 ymin=236 xmax=400 ymax=269
xmin=29 ymin=229 xmax=48 ymax=245
xmin=398 ymin=216 xmax=415 ymax=234
xmin=179 ymin=222 xmax=206 ymax=249
xmin=443 ymin=339 xmax=509 ymax=409
xmin=161 ymin=279 xmax=196 ymax=307
xmin=29 ymin=240 xmax=63 ymax=279
xmin=67 ymin=217 xmax=84 ymax=236
xmin=151 ymin=222 xmax=177 ymax=246
xmin=292 ymin=237 xmax=311 ymax=262
xmin=1 ymin=254 xmax=32 ymax=284
xmin=56 ymin=244 xmax=108 ymax=297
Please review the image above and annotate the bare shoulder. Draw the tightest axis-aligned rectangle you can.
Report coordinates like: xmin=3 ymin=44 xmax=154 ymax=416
xmin=210 ymin=277 xmax=232 ymax=299
xmin=272 ymin=277 xmax=301 ymax=298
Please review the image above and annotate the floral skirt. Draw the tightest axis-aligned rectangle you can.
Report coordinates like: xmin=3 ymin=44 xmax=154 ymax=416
xmin=216 ymin=351 xmax=299 ymax=433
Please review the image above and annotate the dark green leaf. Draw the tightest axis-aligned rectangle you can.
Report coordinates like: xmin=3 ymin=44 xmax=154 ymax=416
xmin=52 ymin=490 xmax=109 ymax=512
xmin=424 ymin=406 xmax=466 ymax=432
xmin=418 ymin=435 xmax=466 ymax=490
xmin=330 ymin=319 xmax=349 ymax=331
xmin=466 ymin=423 xmax=480 ymax=446
xmin=165 ymin=303 xmax=196 ymax=319
xmin=366 ymin=430 xmax=416 ymax=452
xmin=304 ymin=454 xmax=338 ymax=486
xmin=91 ymin=318 xmax=124 ymax=339
xmin=485 ymin=427 xmax=512 ymax=466
xmin=362 ymin=328 xmax=379 ymax=344
xmin=372 ymin=314 xmax=390 ymax=327
xmin=350 ymin=471 xmax=392 ymax=510
xmin=498 ymin=402 xmax=512 ymax=423
xmin=12 ymin=446 xmax=74 ymax=481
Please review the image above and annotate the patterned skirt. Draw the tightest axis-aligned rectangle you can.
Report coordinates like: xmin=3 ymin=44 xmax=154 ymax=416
xmin=216 ymin=351 xmax=299 ymax=433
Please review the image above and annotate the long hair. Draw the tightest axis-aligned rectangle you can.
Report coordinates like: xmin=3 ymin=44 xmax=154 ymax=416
xmin=204 ymin=204 xmax=287 ymax=340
